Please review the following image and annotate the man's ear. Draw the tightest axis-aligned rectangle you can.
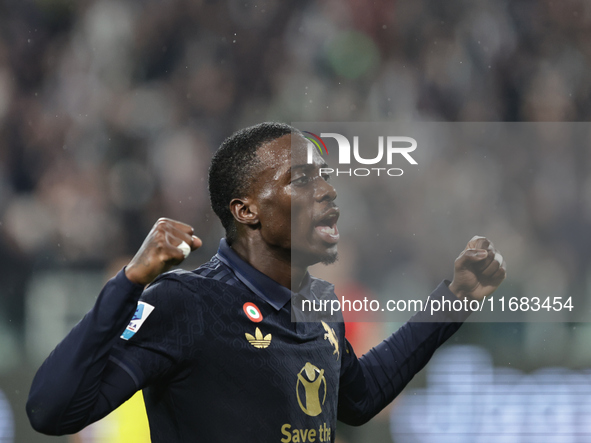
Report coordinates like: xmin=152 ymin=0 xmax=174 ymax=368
xmin=230 ymin=197 xmax=259 ymax=226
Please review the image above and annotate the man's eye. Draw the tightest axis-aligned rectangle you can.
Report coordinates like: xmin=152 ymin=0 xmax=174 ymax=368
xmin=321 ymin=173 xmax=331 ymax=182
xmin=292 ymin=174 xmax=309 ymax=185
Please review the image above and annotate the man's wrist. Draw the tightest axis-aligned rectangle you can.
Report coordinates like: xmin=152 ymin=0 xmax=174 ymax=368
xmin=123 ymin=265 xmax=151 ymax=288
xmin=448 ymin=280 xmax=470 ymax=300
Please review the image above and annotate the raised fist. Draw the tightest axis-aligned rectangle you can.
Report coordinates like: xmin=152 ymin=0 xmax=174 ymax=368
xmin=125 ymin=218 xmax=202 ymax=286
xmin=448 ymin=236 xmax=506 ymax=301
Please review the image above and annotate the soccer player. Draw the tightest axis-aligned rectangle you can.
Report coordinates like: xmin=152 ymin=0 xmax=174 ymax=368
xmin=27 ymin=122 xmax=506 ymax=442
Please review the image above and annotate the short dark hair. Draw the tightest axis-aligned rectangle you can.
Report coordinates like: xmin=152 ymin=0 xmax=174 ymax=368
xmin=208 ymin=122 xmax=299 ymax=244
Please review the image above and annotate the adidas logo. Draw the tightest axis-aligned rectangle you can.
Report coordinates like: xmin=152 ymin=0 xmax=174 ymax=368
xmin=245 ymin=327 xmax=272 ymax=349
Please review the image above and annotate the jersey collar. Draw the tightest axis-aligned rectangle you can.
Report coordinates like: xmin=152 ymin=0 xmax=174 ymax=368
xmin=215 ymin=238 xmax=313 ymax=311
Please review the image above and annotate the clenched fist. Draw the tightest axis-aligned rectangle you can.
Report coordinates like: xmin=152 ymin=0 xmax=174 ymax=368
xmin=448 ymin=236 xmax=506 ymax=301
xmin=125 ymin=218 xmax=202 ymax=286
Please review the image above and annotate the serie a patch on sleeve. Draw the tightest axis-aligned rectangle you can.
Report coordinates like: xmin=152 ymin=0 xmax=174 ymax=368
xmin=121 ymin=301 xmax=155 ymax=340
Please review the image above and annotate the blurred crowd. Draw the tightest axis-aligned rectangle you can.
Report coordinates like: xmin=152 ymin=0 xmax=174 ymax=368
xmin=1 ymin=0 xmax=591 ymax=401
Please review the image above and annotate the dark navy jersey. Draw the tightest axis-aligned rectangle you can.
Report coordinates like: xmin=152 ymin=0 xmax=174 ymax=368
xmin=114 ymin=243 xmax=346 ymax=441
xmin=27 ymin=239 xmax=470 ymax=442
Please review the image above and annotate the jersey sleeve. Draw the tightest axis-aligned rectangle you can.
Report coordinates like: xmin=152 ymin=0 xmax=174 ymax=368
xmin=112 ymin=275 xmax=203 ymax=387
xmin=337 ymin=280 xmax=470 ymax=425
xmin=26 ymin=270 xmax=196 ymax=436
xmin=26 ymin=269 xmax=145 ymax=435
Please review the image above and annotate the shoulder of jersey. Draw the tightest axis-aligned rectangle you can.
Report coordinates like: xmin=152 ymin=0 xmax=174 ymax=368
xmin=143 ymin=269 xmax=209 ymax=302
xmin=150 ymin=268 xmax=204 ymax=285
xmin=147 ymin=267 xmax=240 ymax=302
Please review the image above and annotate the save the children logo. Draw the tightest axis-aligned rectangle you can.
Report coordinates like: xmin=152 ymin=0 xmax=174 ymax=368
xmin=304 ymin=131 xmax=418 ymax=177
xmin=296 ymin=362 xmax=327 ymax=417
xmin=281 ymin=361 xmax=333 ymax=443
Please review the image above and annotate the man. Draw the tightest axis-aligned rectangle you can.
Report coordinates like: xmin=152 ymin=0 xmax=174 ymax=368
xmin=27 ymin=122 xmax=506 ymax=442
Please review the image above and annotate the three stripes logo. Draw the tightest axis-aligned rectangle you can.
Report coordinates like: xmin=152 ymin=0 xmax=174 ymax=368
xmin=245 ymin=327 xmax=272 ymax=349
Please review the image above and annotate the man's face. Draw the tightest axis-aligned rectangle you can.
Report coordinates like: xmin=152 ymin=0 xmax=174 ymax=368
xmin=249 ymin=133 xmax=339 ymax=265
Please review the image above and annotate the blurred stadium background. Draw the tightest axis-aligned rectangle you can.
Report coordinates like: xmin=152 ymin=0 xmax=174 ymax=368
xmin=1 ymin=0 xmax=591 ymax=441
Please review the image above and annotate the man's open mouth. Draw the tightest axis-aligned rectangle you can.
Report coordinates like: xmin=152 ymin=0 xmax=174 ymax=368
xmin=314 ymin=210 xmax=340 ymax=244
